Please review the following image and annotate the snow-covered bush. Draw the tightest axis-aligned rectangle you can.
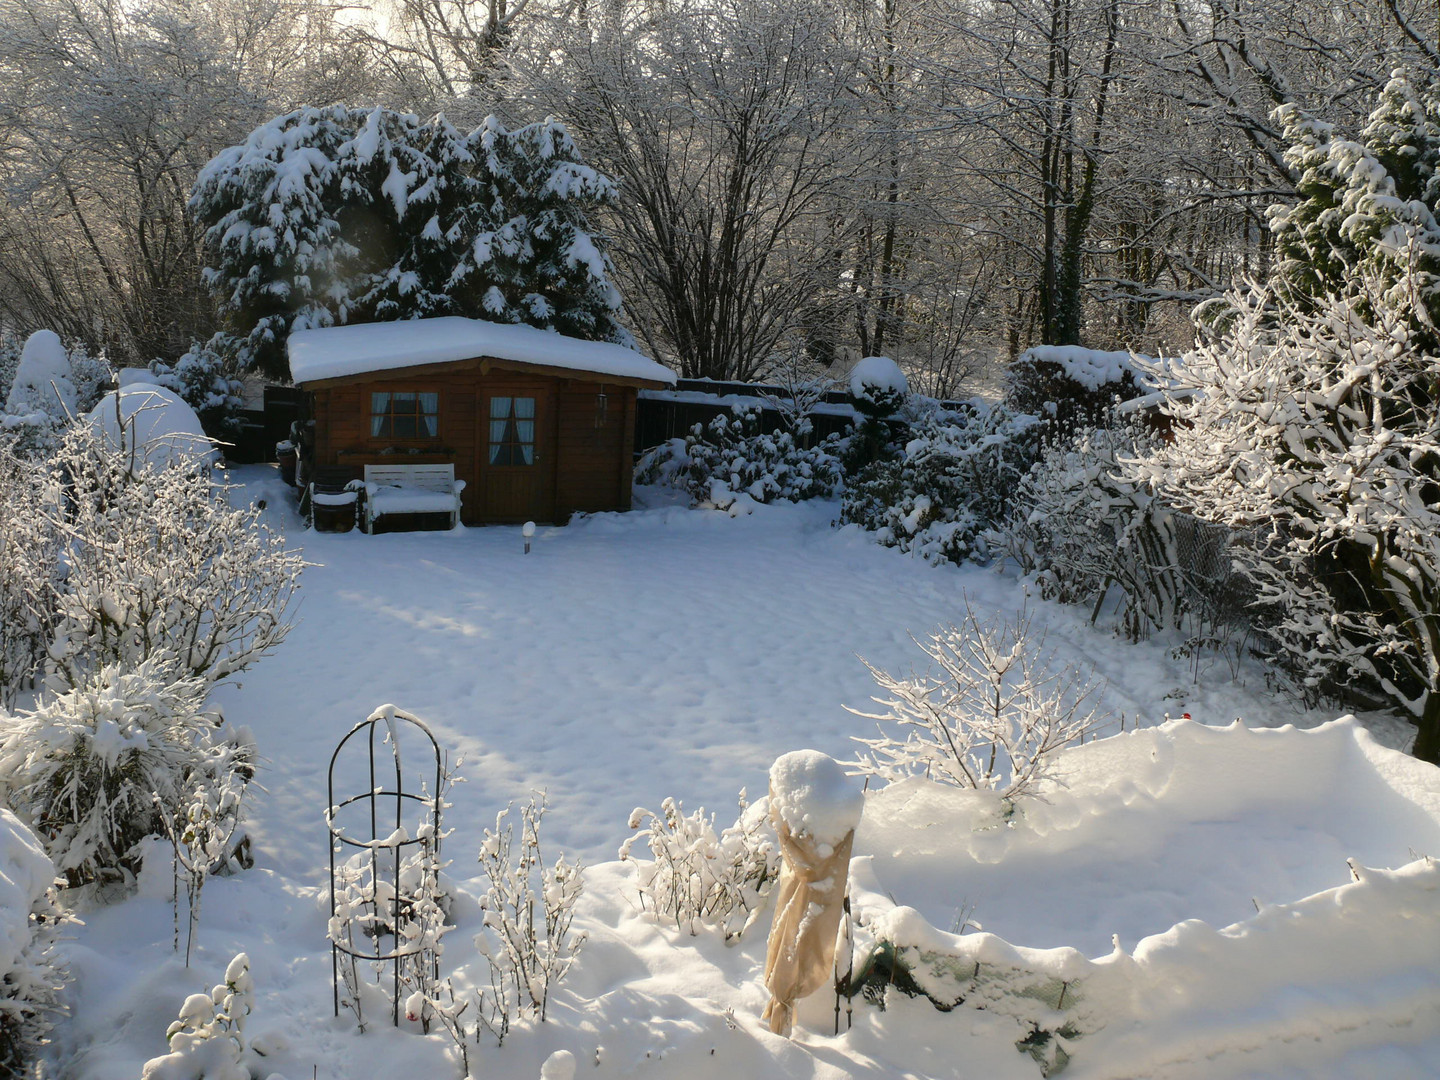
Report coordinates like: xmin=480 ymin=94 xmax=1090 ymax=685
xmin=0 ymin=661 xmax=247 ymax=889
xmin=150 ymin=340 xmax=245 ymax=440
xmin=0 ymin=447 xmax=64 ymax=706
xmin=847 ymin=605 xmax=1112 ymax=800
xmin=474 ymin=794 xmax=585 ymax=1044
xmin=1003 ymin=345 xmax=1143 ymax=438
xmin=140 ymin=953 xmax=255 ymax=1080
xmin=1002 ymin=420 xmax=1195 ymax=642
xmin=840 ymin=404 xmax=1042 ymax=566
xmin=638 ymin=405 xmax=842 ymax=508
xmin=0 ymin=810 xmax=68 ymax=1077
xmin=847 ymin=911 xmax=1087 ymax=1076
xmin=1129 ymin=272 xmax=1440 ymax=762
xmin=619 ymin=791 xmax=780 ymax=940
xmin=85 ymin=384 xmax=215 ymax=476
xmin=844 ymin=356 xmax=909 ymax=472
xmin=41 ymin=423 xmax=300 ymax=692
xmin=849 ymin=355 xmax=909 ymax=418
xmin=157 ymin=770 xmax=251 ymax=966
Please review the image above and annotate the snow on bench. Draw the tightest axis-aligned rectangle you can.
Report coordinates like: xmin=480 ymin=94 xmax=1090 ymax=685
xmin=362 ymin=463 xmax=466 ymax=531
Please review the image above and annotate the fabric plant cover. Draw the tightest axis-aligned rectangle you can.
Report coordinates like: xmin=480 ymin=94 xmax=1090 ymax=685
xmin=761 ymin=750 xmax=865 ymax=1036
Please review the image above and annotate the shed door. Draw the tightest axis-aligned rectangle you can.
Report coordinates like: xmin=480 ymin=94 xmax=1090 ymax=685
xmin=477 ymin=388 xmax=556 ymax=522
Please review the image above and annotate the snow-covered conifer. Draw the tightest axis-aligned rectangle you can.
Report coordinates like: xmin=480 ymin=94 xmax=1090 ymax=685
xmin=452 ymin=117 xmax=630 ymax=345
xmin=149 ymin=341 xmax=246 ymax=439
xmin=1269 ymin=72 xmax=1440 ymax=341
xmin=192 ymin=108 xmax=631 ymax=379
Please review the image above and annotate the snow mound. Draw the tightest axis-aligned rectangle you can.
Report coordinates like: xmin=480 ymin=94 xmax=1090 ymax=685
xmin=769 ymin=749 xmax=864 ymax=845
xmin=116 ymin=368 xmax=161 ymax=388
xmin=848 ymin=718 xmax=1440 ymax=1075
xmin=848 ymin=355 xmax=908 ymax=398
xmin=6 ymin=329 xmax=76 ymax=418
xmin=87 ymin=385 xmax=214 ymax=471
xmin=0 ymin=810 xmax=54 ymax=986
xmin=1019 ymin=345 xmax=1137 ymax=392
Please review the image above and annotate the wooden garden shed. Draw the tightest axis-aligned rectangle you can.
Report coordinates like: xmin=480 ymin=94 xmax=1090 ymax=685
xmin=288 ymin=317 xmax=676 ymax=525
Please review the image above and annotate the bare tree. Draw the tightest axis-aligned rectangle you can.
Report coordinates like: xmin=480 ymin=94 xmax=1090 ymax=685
xmin=0 ymin=0 xmax=376 ymax=365
xmin=521 ymin=0 xmax=868 ymax=381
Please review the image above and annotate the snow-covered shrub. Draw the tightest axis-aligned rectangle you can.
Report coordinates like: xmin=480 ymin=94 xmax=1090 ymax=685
xmin=41 ymin=424 xmax=301 ymax=692
xmin=0 ymin=447 xmax=64 ymax=705
xmin=846 ymin=605 xmax=1112 ymax=800
xmin=847 ymin=912 xmax=1087 ymax=1076
xmin=140 ymin=953 xmax=254 ymax=1080
xmin=638 ymin=405 xmax=842 ymax=508
xmin=840 ymin=405 xmax=1042 ymax=566
xmin=619 ymin=791 xmax=780 ymax=940
xmin=157 ymin=770 xmax=251 ymax=966
xmin=0 ymin=810 xmax=68 ymax=1077
xmin=85 ymin=384 xmax=215 ymax=476
xmin=474 ymin=794 xmax=585 ymax=1043
xmin=0 ymin=662 xmax=247 ymax=889
xmin=1003 ymin=345 xmax=1143 ymax=438
xmin=844 ymin=356 xmax=909 ymax=472
xmin=1129 ymin=271 xmax=1440 ymax=762
xmin=150 ymin=340 xmax=245 ymax=440
xmin=1002 ymin=420 xmax=1193 ymax=642
xmin=849 ymin=355 xmax=909 ymax=418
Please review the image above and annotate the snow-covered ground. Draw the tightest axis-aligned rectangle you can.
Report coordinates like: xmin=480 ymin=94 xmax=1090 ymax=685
xmin=54 ymin=466 xmax=1440 ymax=1079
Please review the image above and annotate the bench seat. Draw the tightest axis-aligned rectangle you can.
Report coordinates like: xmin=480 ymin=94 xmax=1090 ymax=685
xmin=362 ymin=463 xmax=465 ymax=531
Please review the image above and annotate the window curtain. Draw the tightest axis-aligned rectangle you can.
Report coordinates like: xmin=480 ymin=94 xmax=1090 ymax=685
xmin=370 ymin=392 xmax=390 ymax=437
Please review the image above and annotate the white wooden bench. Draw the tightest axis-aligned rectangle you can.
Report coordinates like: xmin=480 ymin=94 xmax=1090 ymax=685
xmin=362 ymin=463 xmax=466 ymax=532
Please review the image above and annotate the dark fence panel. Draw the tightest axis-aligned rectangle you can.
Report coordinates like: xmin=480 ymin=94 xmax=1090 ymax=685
xmin=636 ymin=380 xmax=860 ymax=452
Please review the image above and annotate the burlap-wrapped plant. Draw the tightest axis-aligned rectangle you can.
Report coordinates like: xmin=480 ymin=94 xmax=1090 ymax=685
xmin=761 ymin=750 xmax=864 ymax=1036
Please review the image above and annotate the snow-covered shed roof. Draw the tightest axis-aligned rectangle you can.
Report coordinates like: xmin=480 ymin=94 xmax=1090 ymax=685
xmin=288 ymin=317 xmax=676 ymax=387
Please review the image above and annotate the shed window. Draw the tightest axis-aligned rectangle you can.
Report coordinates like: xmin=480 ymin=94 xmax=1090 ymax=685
xmin=488 ymin=396 xmax=535 ymax=465
xmin=371 ymin=392 xmax=438 ymax=439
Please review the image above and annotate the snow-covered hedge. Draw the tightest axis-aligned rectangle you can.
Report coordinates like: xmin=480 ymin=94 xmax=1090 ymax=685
xmin=1004 ymin=345 xmax=1143 ymax=437
xmin=840 ymin=403 xmax=1042 ymax=566
xmin=637 ymin=405 xmax=842 ymax=508
xmin=1002 ymin=420 xmax=1203 ymax=642
xmin=0 ymin=810 xmax=67 ymax=1076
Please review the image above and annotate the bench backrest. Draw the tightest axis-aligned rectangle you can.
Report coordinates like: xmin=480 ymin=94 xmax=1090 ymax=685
xmin=364 ymin=463 xmax=456 ymax=492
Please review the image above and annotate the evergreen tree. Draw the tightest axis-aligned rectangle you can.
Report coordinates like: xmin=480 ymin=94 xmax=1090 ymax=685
xmin=191 ymin=108 xmax=631 ymax=381
xmin=1269 ymin=72 xmax=1440 ymax=343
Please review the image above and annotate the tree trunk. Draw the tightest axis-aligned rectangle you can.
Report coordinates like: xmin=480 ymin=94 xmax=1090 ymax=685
xmin=1415 ymin=693 xmax=1440 ymax=765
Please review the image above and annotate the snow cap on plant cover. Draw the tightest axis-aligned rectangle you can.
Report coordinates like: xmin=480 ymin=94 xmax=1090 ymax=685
xmin=86 ymin=385 xmax=215 ymax=472
xmin=768 ymin=750 xmax=864 ymax=846
xmin=848 ymin=355 xmax=908 ymax=400
xmin=6 ymin=330 xmax=76 ymax=419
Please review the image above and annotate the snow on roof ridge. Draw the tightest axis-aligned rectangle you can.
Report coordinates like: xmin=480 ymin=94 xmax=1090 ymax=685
xmin=288 ymin=316 xmax=676 ymax=386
